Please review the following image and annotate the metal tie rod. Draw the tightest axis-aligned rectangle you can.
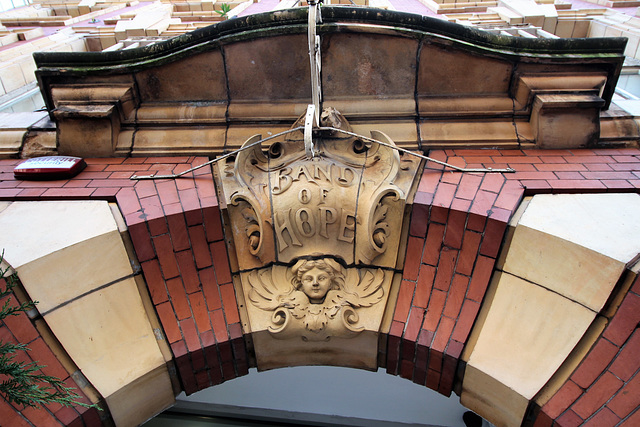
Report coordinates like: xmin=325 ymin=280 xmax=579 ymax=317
xmin=131 ymin=127 xmax=514 ymax=180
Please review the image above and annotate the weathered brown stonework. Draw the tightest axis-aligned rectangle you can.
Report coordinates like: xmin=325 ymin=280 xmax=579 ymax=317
xmin=33 ymin=7 xmax=631 ymax=159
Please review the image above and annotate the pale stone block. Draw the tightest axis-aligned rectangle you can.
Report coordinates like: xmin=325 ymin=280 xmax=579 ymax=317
xmin=518 ymin=194 xmax=640 ymax=264
xmin=0 ymin=201 xmax=133 ymax=313
xmin=43 ymin=277 xmax=167 ymax=399
xmin=0 ymin=202 xmax=10 ymax=215
xmin=462 ymin=272 xmax=595 ymax=427
xmin=0 ymin=201 xmax=120 ymax=270
xmin=106 ymin=364 xmax=174 ymax=427
xmin=0 ymin=63 xmax=27 ymax=93
xmin=462 ymin=364 xmax=530 ymax=427
xmin=15 ymin=230 xmax=133 ymax=313
xmin=502 ymin=226 xmax=625 ymax=312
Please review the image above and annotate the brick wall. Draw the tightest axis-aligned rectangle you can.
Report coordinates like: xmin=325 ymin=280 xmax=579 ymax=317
xmin=0 ymin=147 xmax=639 ymax=425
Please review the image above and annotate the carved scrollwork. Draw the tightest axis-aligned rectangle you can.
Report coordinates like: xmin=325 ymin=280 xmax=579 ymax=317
xmin=231 ymin=196 xmax=264 ymax=258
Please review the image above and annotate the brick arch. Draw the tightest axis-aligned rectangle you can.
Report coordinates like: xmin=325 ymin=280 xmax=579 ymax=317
xmin=0 ymin=260 xmax=102 ymax=427
xmin=1 ymin=149 xmax=640 ymax=426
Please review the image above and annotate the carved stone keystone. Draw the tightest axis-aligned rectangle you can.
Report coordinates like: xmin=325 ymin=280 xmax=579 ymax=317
xmin=214 ymin=109 xmax=422 ymax=370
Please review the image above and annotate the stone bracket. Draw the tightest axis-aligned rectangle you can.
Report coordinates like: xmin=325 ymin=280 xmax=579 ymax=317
xmin=50 ymin=85 xmax=137 ymax=157
xmin=531 ymin=93 xmax=605 ymax=148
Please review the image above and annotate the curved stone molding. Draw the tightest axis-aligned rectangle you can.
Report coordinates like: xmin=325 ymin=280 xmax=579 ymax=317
xmin=0 ymin=201 xmax=174 ymax=427
xmin=32 ymin=8 xmax=628 ymax=158
xmin=461 ymin=193 xmax=640 ymax=427
xmin=215 ymin=114 xmax=422 ymax=370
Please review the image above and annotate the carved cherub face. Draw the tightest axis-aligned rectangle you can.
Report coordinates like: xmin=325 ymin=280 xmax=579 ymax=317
xmin=292 ymin=258 xmax=343 ymax=304
xmin=300 ymin=267 xmax=332 ymax=304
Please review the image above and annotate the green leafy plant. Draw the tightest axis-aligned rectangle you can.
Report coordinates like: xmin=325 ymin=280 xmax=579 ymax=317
xmin=0 ymin=253 xmax=97 ymax=409
xmin=216 ymin=3 xmax=232 ymax=19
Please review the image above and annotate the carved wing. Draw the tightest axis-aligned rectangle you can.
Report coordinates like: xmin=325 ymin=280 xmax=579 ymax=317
xmin=247 ymin=269 xmax=295 ymax=311
xmin=341 ymin=268 xmax=385 ymax=308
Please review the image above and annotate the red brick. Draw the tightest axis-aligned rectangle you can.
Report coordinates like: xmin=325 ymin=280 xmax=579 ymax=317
xmin=572 ymin=372 xmax=623 ymax=419
xmin=494 ymin=180 xmax=524 ymax=212
xmin=536 ymin=163 xmax=587 ymax=172
xmin=2 ymin=306 xmax=38 ymax=344
xmin=451 ymin=299 xmax=480 ymax=343
xmin=451 ymin=197 xmax=471 ymax=213
xmin=434 ymin=248 xmax=457 ymax=292
xmin=42 ymin=188 xmax=96 ymax=198
xmin=556 ymin=409 xmax=583 ymax=427
xmin=156 ymin=180 xmax=180 ymax=206
xmin=543 ymin=380 xmax=583 ymax=419
xmin=603 ymin=180 xmax=635 ymax=189
xmin=446 ymin=339 xmax=463 ymax=359
xmin=620 ymin=408 xmax=640 ymax=426
xmin=203 ymin=206 xmax=224 ymax=242
xmin=441 ymin=171 xmax=462 ymax=186
xmin=572 ymin=338 xmax=619 ymax=389
xmin=555 ymin=171 xmax=585 ymax=180
xmin=54 ymin=406 xmax=80 ymax=425
xmin=153 ymin=234 xmax=180 ymax=279
xmin=428 ymin=348 xmax=443 ymax=372
xmin=400 ymin=359 xmax=415 ymax=380
xmin=456 ymin=229 xmax=481 ymax=276
xmin=189 ymin=291 xmax=212 ymax=333
xmin=394 ymin=280 xmax=415 ymax=322
xmin=444 ymin=209 xmax=467 ymax=249
xmin=174 ymin=250 xmax=200 ymax=294
xmin=166 ymin=277 xmax=190 ymax=320
xmin=178 ymin=188 xmax=202 ymax=226
xmin=28 ymin=338 xmax=69 ymax=380
xmin=423 ymin=289 xmax=447 ymax=332
xmin=404 ymin=308 xmax=424 ymax=343
xmin=603 ymin=292 xmax=640 ymax=346
xmin=419 ymin=170 xmax=442 ymax=194
xmin=211 ymin=240 xmax=232 ymax=284
xmin=438 ymin=354 xmax=457 ymax=396
xmin=88 ymin=179 xmax=135 ymax=188
xmin=410 ymin=203 xmax=429 ymax=238
xmin=91 ymin=187 xmax=120 ymax=199
xmin=533 ymin=410 xmax=554 ymax=427
xmin=414 ymin=264 xmax=436 ymax=308
xmin=21 ymin=406 xmax=62 ymax=426
xmin=15 ymin=188 xmax=46 ymax=198
xmin=127 ymin=222 xmax=155 ymax=262
xmin=85 ymin=158 xmax=125 ymax=165
xmin=583 ymin=407 xmax=620 ymax=427
xmin=456 ymin=173 xmax=483 ymax=201
xmin=403 ymin=236 xmax=424 ymax=281
xmin=166 ymin=212 xmax=190 ymax=252
xmin=547 ymin=180 xmax=607 ymax=191
xmin=432 ymin=182 xmax=457 ymax=209
xmin=432 ymin=316 xmax=455 ymax=353
xmin=467 ymin=255 xmax=494 ymax=302
xmin=220 ymin=283 xmax=240 ymax=324
xmin=422 ymin=223 xmax=445 ymax=266
xmin=156 ymin=302 xmax=182 ymax=343
xmin=200 ymin=268 xmax=222 ymax=311
xmin=443 ymin=274 xmax=469 ymax=318
xmin=425 ymin=368 xmax=440 ymax=391
xmin=469 ymin=189 xmax=498 ymax=219
xmin=609 ymin=331 xmax=640 ymax=381
xmin=180 ymin=317 xmax=201 ymax=352
xmin=607 ymin=372 xmax=640 ymax=418
xmin=581 ymin=171 xmax=637 ymax=180
xmin=479 ymin=218 xmax=507 ymax=258
xmin=115 ymin=187 xmax=141 ymax=217
xmin=211 ymin=308 xmax=229 ymax=343
xmin=430 ymin=205 xmax=449 ymax=224
xmin=141 ymin=259 xmax=168 ymax=304
xmin=189 ymin=225 xmax=212 ymax=269
xmin=389 ymin=319 xmax=404 ymax=338
xmin=466 ymin=212 xmax=486 ymax=232
xmin=585 ymin=163 xmax=614 ymax=172
xmin=194 ymin=173 xmax=217 ymax=201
